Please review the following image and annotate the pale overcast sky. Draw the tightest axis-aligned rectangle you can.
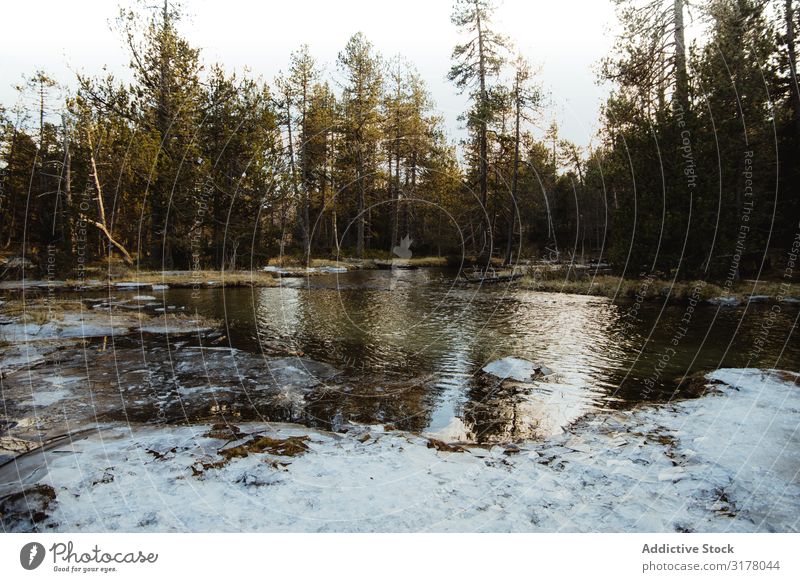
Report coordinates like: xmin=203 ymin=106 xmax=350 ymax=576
xmin=1 ymin=0 xmax=618 ymax=148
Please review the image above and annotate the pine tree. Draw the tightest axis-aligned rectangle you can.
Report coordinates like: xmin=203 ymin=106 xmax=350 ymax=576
xmin=449 ymin=0 xmax=509 ymax=256
xmin=337 ymin=33 xmax=383 ymax=258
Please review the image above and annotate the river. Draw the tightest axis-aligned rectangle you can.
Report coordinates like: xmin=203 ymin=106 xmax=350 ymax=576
xmin=143 ymin=268 xmax=799 ymax=442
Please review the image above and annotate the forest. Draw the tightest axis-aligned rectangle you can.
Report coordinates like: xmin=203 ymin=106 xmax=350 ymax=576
xmin=0 ymin=0 xmax=798 ymax=280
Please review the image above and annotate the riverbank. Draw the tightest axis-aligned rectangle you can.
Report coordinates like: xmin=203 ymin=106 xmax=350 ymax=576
xmin=0 ymin=261 xmax=363 ymax=292
xmin=518 ymin=273 xmax=800 ymax=306
xmin=1 ymin=368 xmax=797 ymax=532
xmin=0 ymin=257 xmax=459 ymax=291
xmin=6 ymin=256 xmax=796 ymax=306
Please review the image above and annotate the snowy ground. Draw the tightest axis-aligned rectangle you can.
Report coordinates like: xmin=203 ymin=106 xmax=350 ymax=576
xmin=1 ymin=368 xmax=797 ymax=532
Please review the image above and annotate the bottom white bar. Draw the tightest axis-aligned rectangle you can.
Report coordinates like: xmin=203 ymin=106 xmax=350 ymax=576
xmin=1 ymin=533 xmax=798 ymax=581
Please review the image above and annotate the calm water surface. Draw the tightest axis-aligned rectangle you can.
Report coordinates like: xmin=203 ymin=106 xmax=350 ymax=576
xmin=152 ymin=269 xmax=799 ymax=442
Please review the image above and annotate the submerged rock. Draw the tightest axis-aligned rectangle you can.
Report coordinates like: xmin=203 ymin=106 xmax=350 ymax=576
xmin=265 ymin=357 xmax=341 ymax=388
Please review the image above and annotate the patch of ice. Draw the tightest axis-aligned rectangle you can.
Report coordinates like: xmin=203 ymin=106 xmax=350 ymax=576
xmin=132 ymin=295 xmax=157 ymax=301
xmin=30 ymin=389 xmax=71 ymax=407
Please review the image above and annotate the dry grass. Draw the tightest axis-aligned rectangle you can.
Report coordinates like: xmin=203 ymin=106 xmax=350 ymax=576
xmin=0 ymin=299 xmax=86 ymax=323
xmin=405 ymin=256 xmax=449 ymax=267
xmin=65 ymin=269 xmax=280 ymax=288
xmin=374 ymin=256 xmax=450 ymax=267
xmin=0 ymin=297 xmax=220 ymax=332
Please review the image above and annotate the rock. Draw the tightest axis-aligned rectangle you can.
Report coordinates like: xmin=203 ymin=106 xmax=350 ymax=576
xmin=481 ymin=357 xmax=553 ymax=382
xmin=265 ymin=357 xmax=340 ymax=388
xmin=426 ymin=438 xmax=465 ymax=453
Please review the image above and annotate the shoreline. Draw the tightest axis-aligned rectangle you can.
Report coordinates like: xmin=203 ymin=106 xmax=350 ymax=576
xmin=0 ymin=262 xmax=798 ymax=307
xmin=517 ymin=274 xmax=800 ymax=306
xmin=1 ymin=368 xmax=797 ymax=532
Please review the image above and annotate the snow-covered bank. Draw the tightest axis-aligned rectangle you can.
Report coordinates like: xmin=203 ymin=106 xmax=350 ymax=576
xmin=1 ymin=368 xmax=797 ymax=532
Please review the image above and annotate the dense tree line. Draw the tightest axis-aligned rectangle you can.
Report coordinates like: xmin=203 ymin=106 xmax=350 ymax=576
xmin=0 ymin=0 xmax=797 ymax=279
xmin=599 ymin=0 xmax=799 ymax=278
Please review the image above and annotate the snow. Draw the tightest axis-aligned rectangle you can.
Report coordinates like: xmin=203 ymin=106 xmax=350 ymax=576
xmin=318 ymin=266 xmax=348 ymax=273
xmin=1 ymin=368 xmax=797 ymax=532
xmin=748 ymin=295 xmax=771 ymax=303
xmin=114 ymin=282 xmax=150 ymax=288
xmin=708 ymin=296 xmax=740 ymax=306
xmin=132 ymin=295 xmax=157 ymax=301
xmin=29 ymin=389 xmax=72 ymax=408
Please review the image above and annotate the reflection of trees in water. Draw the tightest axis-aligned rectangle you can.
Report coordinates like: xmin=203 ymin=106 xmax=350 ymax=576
xmin=461 ymin=376 xmax=544 ymax=443
xmin=303 ymin=374 xmax=435 ymax=433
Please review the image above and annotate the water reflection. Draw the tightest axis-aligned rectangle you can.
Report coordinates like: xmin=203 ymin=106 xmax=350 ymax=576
xmin=157 ymin=270 xmax=799 ymax=443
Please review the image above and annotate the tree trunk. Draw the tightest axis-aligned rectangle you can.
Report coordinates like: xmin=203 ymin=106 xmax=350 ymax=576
xmin=300 ymin=82 xmax=311 ymax=267
xmin=151 ymin=0 xmax=172 ymax=268
xmin=86 ymin=131 xmax=133 ymax=266
xmin=787 ymin=0 xmax=800 ymax=140
xmin=4 ymin=128 xmax=18 ymax=248
xmin=61 ymin=118 xmax=73 ymax=257
xmin=476 ymin=3 xmax=489 ymax=254
xmin=505 ymin=88 xmax=521 ymax=266
xmin=674 ymin=0 xmax=689 ymax=111
xmin=356 ymin=146 xmax=365 ymax=258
